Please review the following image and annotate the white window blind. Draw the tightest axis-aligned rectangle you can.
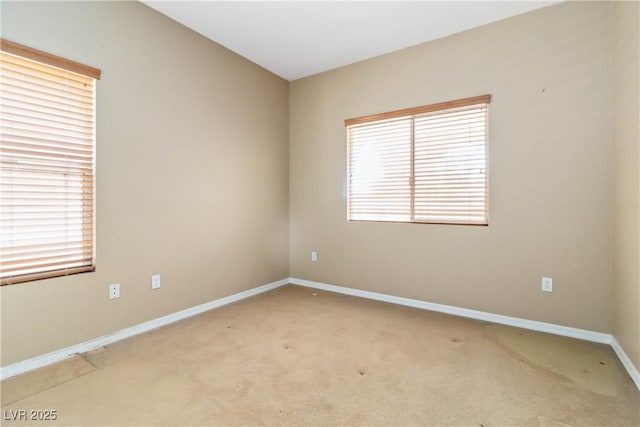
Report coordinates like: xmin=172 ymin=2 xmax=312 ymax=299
xmin=346 ymin=95 xmax=490 ymax=225
xmin=1 ymin=40 xmax=101 ymax=285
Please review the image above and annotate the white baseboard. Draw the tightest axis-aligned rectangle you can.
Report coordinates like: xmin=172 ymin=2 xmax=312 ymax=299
xmin=611 ymin=336 xmax=640 ymax=391
xmin=0 ymin=278 xmax=289 ymax=381
xmin=289 ymin=278 xmax=611 ymax=343
xmin=3 ymin=276 xmax=639 ymax=392
xmin=288 ymin=277 xmax=640 ymax=391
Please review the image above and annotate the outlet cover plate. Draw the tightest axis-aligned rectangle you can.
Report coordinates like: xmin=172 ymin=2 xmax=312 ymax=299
xmin=542 ymin=277 xmax=553 ymax=292
xmin=109 ymin=283 xmax=120 ymax=299
xmin=151 ymin=274 xmax=161 ymax=289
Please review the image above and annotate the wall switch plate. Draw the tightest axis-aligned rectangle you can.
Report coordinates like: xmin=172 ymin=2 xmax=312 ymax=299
xmin=151 ymin=274 xmax=161 ymax=289
xmin=542 ymin=277 xmax=553 ymax=292
xmin=109 ymin=283 xmax=120 ymax=299
xmin=311 ymin=251 xmax=318 ymax=262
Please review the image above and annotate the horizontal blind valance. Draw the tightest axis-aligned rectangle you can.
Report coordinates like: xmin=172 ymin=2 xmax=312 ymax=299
xmin=0 ymin=39 xmax=101 ymax=80
xmin=1 ymin=42 xmax=98 ymax=285
xmin=345 ymin=94 xmax=490 ymax=127
xmin=346 ymin=95 xmax=490 ymax=225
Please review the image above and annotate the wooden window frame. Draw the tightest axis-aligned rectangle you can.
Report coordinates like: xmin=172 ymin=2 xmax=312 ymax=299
xmin=1 ymin=39 xmax=101 ymax=285
xmin=345 ymin=95 xmax=491 ymax=226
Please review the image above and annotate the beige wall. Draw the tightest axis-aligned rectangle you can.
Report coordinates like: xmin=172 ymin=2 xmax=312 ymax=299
xmin=613 ymin=1 xmax=640 ymax=371
xmin=289 ymin=1 xmax=613 ymax=332
xmin=0 ymin=1 xmax=290 ymax=365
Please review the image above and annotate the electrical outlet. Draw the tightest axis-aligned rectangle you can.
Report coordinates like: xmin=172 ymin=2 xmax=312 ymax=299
xmin=311 ymin=251 xmax=318 ymax=262
xmin=541 ymin=277 xmax=553 ymax=293
xmin=109 ymin=283 xmax=120 ymax=299
xmin=151 ymin=274 xmax=161 ymax=289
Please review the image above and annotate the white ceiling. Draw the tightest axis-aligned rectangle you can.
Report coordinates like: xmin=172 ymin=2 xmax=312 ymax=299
xmin=143 ymin=1 xmax=558 ymax=81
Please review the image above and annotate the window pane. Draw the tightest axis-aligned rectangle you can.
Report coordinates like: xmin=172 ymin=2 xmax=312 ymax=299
xmin=348 ymin=117 xmax=412 ymax=221
xmin=414 ymin=105 xmax=487 ymax=224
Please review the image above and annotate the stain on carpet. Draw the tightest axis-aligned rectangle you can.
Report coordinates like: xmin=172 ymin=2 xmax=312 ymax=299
xmin=488 ymin=324 xmax=625 ymax=397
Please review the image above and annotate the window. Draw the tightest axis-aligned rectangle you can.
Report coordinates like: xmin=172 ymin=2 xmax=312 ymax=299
xmin=345 ymin=95 xmax=490 ymax=225
xmin=1 ymin=39 xmax=101 ymax=285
